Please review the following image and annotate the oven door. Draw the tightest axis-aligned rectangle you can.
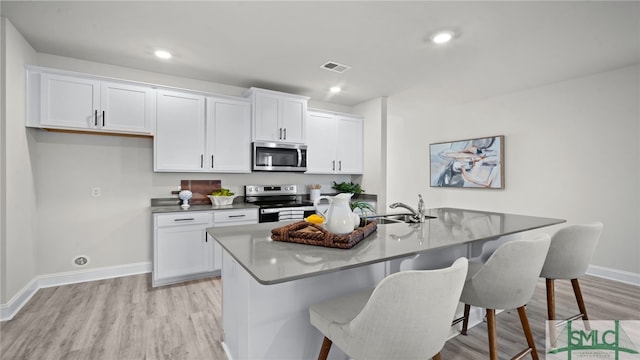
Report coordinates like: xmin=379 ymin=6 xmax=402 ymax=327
xmin=253 ymin=142 xmax=307 ymax=172
xmin=259 ymin=206 xmax=315 ymax=223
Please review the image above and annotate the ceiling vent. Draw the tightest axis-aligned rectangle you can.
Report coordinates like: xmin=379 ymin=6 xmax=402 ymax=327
xmin=320 ymin=61 xmax=351 ymax=73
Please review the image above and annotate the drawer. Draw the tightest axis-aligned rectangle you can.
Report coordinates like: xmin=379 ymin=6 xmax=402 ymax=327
xmin=155 ymin=212 xmax=212 ymax=227
xmin=212 ymin=208 xmax=258 ymax=225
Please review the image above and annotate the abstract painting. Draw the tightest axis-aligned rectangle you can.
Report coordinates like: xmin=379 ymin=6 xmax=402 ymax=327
xmin=430 ymin=135 xmax=504 ymax=189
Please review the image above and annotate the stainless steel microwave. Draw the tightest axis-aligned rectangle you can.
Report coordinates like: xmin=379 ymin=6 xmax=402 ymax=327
xmin=252 ymin=142 xmax=307 ymax=172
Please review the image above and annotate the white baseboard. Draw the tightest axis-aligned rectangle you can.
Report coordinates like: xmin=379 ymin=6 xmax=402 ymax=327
xmin=0 ymin=278 xmax=39 ymax=323
xmin=586 ymin=264 xmax=640 ymax=286
xmin=1 ymin=262 xmax=151 ymax=321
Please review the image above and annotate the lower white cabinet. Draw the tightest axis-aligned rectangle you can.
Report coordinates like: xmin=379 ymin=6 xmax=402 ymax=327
xmin=153 ymin=208 xmax=258 ymax=287
xmin=153 ymin=212 xmax=214 ymax=287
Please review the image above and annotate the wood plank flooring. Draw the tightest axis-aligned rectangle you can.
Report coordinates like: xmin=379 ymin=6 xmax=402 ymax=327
xmin=1 ymin=274 xmax=638 ymax=359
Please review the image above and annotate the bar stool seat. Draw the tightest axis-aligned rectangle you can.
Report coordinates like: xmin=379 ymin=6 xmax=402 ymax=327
xmin=540 ymin=222 xmax=603 ymax=322
xmin=309 ymin=258 xmax=468 ymax=360
xmin=459 ymin=235 xmax=551 ymax=360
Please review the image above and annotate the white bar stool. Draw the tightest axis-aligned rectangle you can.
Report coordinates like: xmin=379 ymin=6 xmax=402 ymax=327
xmin=309 ymin=258 xmax=468 ymax=360
xmin=540 ymin=222 xmax=603 ymax=322
xmin=459 ymin=235 xmax=551 ymax=360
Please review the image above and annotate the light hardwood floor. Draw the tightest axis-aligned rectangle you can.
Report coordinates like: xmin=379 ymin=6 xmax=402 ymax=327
xmin=1 ymin=274 xmax=638 ymax=359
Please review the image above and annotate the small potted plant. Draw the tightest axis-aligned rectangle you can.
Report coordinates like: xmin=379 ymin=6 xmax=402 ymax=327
xmin=331 ymin=181 xmax=364 ymax=198
xmin=350 ymin=201 xmax=376 ymax=227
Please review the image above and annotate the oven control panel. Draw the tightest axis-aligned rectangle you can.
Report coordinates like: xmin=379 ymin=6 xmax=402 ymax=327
xmin=245 ymin=184 xmax=298 ymax=196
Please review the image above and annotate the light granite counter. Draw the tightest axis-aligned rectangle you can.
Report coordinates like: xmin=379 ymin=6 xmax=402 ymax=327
xmin=207 ymin=207 xmax=565 ymax=285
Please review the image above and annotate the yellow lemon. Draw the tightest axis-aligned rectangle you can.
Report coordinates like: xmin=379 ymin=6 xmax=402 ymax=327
xmin=305 ymin=214 xmax=324 ymax=224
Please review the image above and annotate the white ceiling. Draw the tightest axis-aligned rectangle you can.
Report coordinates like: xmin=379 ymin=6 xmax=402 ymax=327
xmin=2 ymin=1 xmax=639 ymax=106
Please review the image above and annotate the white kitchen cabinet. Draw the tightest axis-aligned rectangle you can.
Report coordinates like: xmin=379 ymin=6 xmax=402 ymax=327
xmin=153 ymin=208 xmax=258 ymax=287
xmin=154 ymin=92 xmax=251 ymax=173
xmin=212 ymin=208 xmax=258 ymax=227
xmin=210 ymin=208 xmax=258 ymax=272
xmin=154 ymin=90 xmax=206 ymax=171
xmin=306 ymin=110 xmax=364 ymax=174
xmin=29 ymin=70 xmax=155 ymax=135
xmin=205 ymin=97 xmax=252 ymax=172
xmin=153 ymin=212 xmax=215 ymax=287
xmin=246 ymin=87 xmax=308 ymax=144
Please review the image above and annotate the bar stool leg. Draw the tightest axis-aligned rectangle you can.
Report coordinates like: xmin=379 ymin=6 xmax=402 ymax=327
xmin=318 ymin=337 xmax=332 ymax=360
xmin=546 ymin=278 xmax=558 ymax=348
xmin=486 ymin=309 xmax=498 ymax=360
xmin=461 ymin=304 xmax=471 ymax=335
xmin=571 ymin=279 xmax=589 ymax=320
xmin=546 ymin=279 xmax=556 ymax=320
xmin=517 ymin=306 xmax=539 ymax=360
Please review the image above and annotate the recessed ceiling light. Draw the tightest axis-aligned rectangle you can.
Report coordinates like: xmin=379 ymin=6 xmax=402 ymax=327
xmin=154 ymin=50 xmax=172 ymax=59
xmin=329 ymin=86 xmax=341 ymax=93
xmin=431 ymin=31 xmax=455 ymax=44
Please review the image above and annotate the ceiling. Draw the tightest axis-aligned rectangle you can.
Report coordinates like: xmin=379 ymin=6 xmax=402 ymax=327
xmin=2 ymin=1 xmax=639 ymax=106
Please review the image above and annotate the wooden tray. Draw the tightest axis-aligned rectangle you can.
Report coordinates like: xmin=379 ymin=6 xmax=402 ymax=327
xmin=270 ymin=221 xmax=377 ymax=249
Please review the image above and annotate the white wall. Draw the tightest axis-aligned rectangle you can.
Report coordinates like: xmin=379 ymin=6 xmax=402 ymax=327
xmin=384 ymin=65 xmax=640 ymax=274
xmin=1 ymin=18 xmax=38 ymax=304
xmin=353 ymin=97 xmax=386 ymax=212
xmin=0 ymin=17 xmax=6 ymax=305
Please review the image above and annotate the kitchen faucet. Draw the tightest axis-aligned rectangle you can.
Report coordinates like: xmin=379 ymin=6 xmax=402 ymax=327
xmin=389 ymin=194 xmax=426 ymax=223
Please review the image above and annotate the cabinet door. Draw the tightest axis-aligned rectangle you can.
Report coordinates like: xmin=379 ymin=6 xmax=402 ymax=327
xmin=253 ymin=92 xmax=280 ymax=141
xmin=280 ymin=97 xmax=306 ymax=143
xmin=40 ymin=73 xmax=100 ymax=129
xmin=206 ymin=97 xmax=251 ymax=172
xmin=101 ymin=81 xmax=154 ymax=134
xmin=305 ymin=111 xmax=338 ymax=174
xmin=155 ymin=224 xmax=213 ymax=281
xmin=336 ymin=116 xmax=364 ymax=174
xmin=153 ymin=212 xmax=214 ymax=287
xmin=154 ymin=90 xmax=206 ymax=171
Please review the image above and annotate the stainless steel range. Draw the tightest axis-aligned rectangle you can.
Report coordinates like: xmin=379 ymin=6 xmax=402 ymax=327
xmin=245 ymin=184 xmax=315 ymax=223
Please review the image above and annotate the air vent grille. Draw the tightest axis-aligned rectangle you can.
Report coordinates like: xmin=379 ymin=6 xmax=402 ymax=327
xmin=320 ymin=61 xmax=351 ymax=73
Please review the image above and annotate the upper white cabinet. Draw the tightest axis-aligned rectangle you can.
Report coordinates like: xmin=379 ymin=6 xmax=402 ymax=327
xmin=306 ymin=110 xmax=364 ymax=174
xmin=245 ymin=87 xmax=308 ymax=144
xmin=28 ymin=69 xmax=155 ymax=135
xmin=205 ymin=97 xmax=251 ymax=172
xmin=154 ymin=90 xmax=251 ymax=173
xmin=155 ymin=90 xmax=206 ymax=171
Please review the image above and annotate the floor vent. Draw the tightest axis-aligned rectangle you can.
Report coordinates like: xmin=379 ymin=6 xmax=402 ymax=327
xmin=320 ymin=61 xmax=351 ymax=73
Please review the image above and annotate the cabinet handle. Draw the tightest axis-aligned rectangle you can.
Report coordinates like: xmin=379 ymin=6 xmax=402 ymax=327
xmin=200 ymin=154 xmax=204 ymax=168
xmin=279 ymin=128 xmax=282 ymax=140
xmin=205 ymin=233 xmax=208 ymax=243
xmin=174 ymin=218 xmax=195 ymax=222
xmin=211 ymin=155 xmax=214 ymax=168
xmin=102 ymin=110 xmax=105 ymax=127
xmin=94 ymin=110 xmax=98 ymax=126
xmin=332 ymin=160 xmax=335 ymax=171
xmin=339 ymin=160 xmax=342 ymax=171
xmin=283 ymin=128 xmax=287 ymax=140
xmin=228 ymin=214 xmax=246 ymax=218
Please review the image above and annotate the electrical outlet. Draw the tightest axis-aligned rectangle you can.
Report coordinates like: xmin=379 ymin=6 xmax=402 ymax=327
xmin=91 ymin=187 xmax=101 ymax=197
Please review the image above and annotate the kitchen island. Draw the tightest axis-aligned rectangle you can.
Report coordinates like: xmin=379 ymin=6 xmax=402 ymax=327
xmin=206 ymin=207 xmax=565 ymax=360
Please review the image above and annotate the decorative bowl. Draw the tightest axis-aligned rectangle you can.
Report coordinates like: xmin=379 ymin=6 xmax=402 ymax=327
xmin=208 ymin=195 xmax=236 ymax=206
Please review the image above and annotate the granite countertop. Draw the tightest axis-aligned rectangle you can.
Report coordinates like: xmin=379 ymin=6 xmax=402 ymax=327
xmin=206 ymin=207 xmax=565 ymax=285
xmin=150 ymin=198 xmax=259 ymax=213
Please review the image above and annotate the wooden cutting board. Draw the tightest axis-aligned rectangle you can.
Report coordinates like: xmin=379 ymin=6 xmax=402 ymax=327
xmin=180 ymin=180 xmax=222 ymax=205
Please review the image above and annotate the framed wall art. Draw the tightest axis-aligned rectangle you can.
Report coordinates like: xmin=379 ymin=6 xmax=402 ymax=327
xmin=430 ymin=135 xmax=504 ymax=189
